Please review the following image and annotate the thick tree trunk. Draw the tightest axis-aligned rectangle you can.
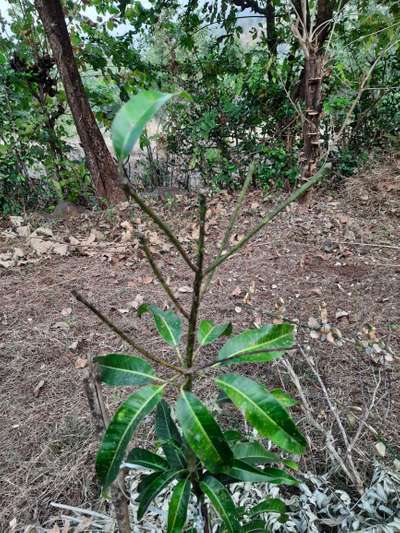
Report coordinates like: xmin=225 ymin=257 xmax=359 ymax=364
xmin=34 ymin=0 xmax=126 ymax=204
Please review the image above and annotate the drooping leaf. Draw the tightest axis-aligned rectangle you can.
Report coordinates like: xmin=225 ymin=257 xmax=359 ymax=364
xmin=126 ymin=448 xmax=169 ymax=471
xmin=167 ymin=478 xmax=191 ymax=533
xmin=175 ymin=391 xmax=233 ymax=473
xmin=137 ymin=469 xmax=185 ymax=520
xmin=94 ymin=354 xmax=157 ymax=387
xmin=270 ymin=388 xmax=297 ymax=408
xmin=232 ymin=441 xmax=280 ymax=465
xmin=96 ymin=384 xmax=165 ymax=488
xmin=215 ymin=374 xmax=306 ymax=454
xmin=249 ymin=497 xmax=287 ymax=518
xmin=223 ymin=459 xmax=297 ymax=485
xmin=198 ymin=319 xmax=232 ymax=346
xmin=242 ymin=519 xmax=268 ymax=532
xmin=138 ymin=304 xmax=182 ymax=346
xmin=200 ymin=475 xmax=240 ymax=533
xmin=218 ymin=324 xmax=295 ymax=365
xmin=155 ymin=400 xmax=186 ymax=469
xmin=112 ymin=91 xmax=177 ymax=160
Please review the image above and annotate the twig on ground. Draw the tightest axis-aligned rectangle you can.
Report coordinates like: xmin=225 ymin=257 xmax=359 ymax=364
xmin=332 ymin=241 xmax=400 ymax=251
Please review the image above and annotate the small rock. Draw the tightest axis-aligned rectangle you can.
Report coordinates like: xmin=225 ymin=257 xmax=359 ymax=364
xmin=29 ymin=237 xmax=53 ymax=255
xmin=33 ymin=226 xmax=53 ymax=238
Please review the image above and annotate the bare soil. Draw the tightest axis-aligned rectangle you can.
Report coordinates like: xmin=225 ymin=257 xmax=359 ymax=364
xmin=1 ymin=157 xmax=399 ymax=531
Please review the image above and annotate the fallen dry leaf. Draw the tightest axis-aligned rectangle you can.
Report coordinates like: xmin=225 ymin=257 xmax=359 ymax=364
xmin=69 ymin=236 xmax=80 ymax=245
xmin=61 ymin=307 xmax=72 ymax=317
xmin=308 ymin=316 xmax=320 ymax=329
xmin=53 ymin=243 xmax=69 ymax=256
xmin=74 ymin=357 xmax=88 ymax=369
xmin=130 ymin=294 xmax=144 ymax=310
xmin=118 ymin=308 xmax=130 ymax=314
xmin=178 ymin=285 xmax=192 ymax=293
xmin=231 ymin=286 xmax=241 ymax=297
xmin=142 ymin=275 xmax=153 ymax=285
xmin=16 ymin=225 xmax=31 ymax=237
xmin=29 ymin=237 xmax=53 ymax=255
xmin=336 ymin=309 xmax=349 ymax=320
xmin=33 ymin=226 xmax=53 ymax=238
xmin=320 ymin=302 xmax=328 ymax=323
xmin=375 ymin=441 xmax=386 ymax=457
xmin=34 ymin=380 xmax=45 ymax=397
xmin=235 ymin=306 xmax=242 ymax=313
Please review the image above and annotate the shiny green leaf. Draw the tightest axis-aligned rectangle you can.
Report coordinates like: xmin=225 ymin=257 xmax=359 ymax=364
xmin=200 ymin=475 xmax=240 ymax=533
xmin=223 ymin=459 xmax=297 ymax=485
xmin=94 ymin=354 xmax=157 ymax=387
xmin=175 ymin=391 xmax=233 ymax=473
xmin=198 ymin=319 xmax=232 ymax=346
xmin=215 ymin=374 xmax=306 ymax=454
xmin=232 ymin=441 xmax=280 ymax=465
xmin=218 ymin=324 xmax=295 ymax=365
xmin=112 ymin=91 xmax=176 ymax=160
xmin=126 ymin=448 xmax=169 ymax=471
xmin=137 ymin=469 xmax=184 ymax=520
xmin=224 ymin=430 xmax=242 ymax=443
xmin=270 ymin=388 xmax=297 ymax=408
xmin=138 ymin=304 xmax=182 ymax=346
xmin=242 ymin=519 xmax=268 ymax=532
xmin=249 ymin=498 xmax=287 ymax=517
xmin=167 ymin=478 xmax=191 ymax=533
xmin=155 ymin=400 xmax=186 ymax=469
xmin=96 ymin=384 xmax=165 ymax=488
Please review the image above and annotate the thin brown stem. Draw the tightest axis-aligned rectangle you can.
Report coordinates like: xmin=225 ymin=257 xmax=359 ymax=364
xmin=72 ymin=290 xmax=187 ymax=375
xmin=184 ymin=194 xmax=206 ymax=389
xmin=123 ymin=182 xmax=197 ymax=272
xmin=205 ymin=164 xmax=331 ymax=276
xmin=201 ymin=162 xmax=256 ymax=299
xmin=138 ymin=234 xmax=190 ymax=319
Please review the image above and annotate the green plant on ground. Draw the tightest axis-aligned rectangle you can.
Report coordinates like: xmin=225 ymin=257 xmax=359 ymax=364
xmin=74 ymin=91 xmax=331 ymax=532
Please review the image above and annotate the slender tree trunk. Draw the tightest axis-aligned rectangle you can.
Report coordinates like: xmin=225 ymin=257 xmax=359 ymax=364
xmin=300 ymin=51 xmax=323 ymax=183
xmin=34 ymin=0 xmax=126 ymax=204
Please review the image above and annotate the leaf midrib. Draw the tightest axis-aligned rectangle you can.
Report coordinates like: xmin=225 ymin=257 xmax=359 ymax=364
xmin=104 ymin=385 xmax=164 ymax=483
xmin=224 ymin=329 xmax=291 ymax=358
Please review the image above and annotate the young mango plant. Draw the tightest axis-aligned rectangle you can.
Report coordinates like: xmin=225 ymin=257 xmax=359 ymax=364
xmin=74 ymin=91 xmax=311 ymax=532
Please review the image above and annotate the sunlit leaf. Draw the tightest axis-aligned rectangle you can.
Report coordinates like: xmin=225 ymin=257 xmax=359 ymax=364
xmin=232 ymin=441 xmax=280 ymax=465
xmin=270 ymin=388 xmax=298 ymax=408
xmin=175 ymin=391 xmax=233 ymax=473
xmin=112 ymin=91 xmax=177 ymax=160
xmin=96 ymin=384 xmax=165 ymax=488
xmin=249 ymin=497 xmax=287 ymax=517
xmin=216 ymin=374 xmax=306 ymax=454
xmin=218 ymin=324 xmax=295 ymax=365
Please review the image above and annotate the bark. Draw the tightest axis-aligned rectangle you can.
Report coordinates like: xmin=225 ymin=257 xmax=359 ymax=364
xmin=34 ymin=0 xmax=126 ymax=204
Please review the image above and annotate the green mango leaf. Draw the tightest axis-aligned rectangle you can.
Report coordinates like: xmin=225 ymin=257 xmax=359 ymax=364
xmin=224 ymin=430 xmax=242 ymax=443
xmin=138 ymin=304 xmax=182 ymax=346
xmin=155 ymin=400 xmax=186 ymax=469
xmin=232 ymin=441 xmax=280 ymax=465
xmin=126 ymin=448 xmax=169 ymax=471
xmin=167 ymin=478 xmax=191 ymax=533
xmin=242 ymin=519 xmax=268 ymax=532
xmin=96 ymin=384 xmax=165 ymax=488
xmin=270 ymin=388 xmax=297 ymax=408
xmin=198 ymin=319 xmax=232 ymax=346
xmin=283 ymin=459 xmax=299 ymax=471
xmin=223 ymin=459 xmax=297 ymax=485
xmin=112 ymin=91 xmax=177 ymax=160
xmin=249 ymin=497 xmax=287 ymax=517
xmin=94 ymin=354 xmax=157 ymax=387
xmin=215 ymin=374 xmax=306 ymax=454
xmin=200 ymin=475 xmax=240 ymax=533
xmin=175 ymin=391 xmax=233 ymax=473
xmin=137 ymin=471 xmax=160 ymax=494
xmin=218 ymin=324 xmax=295 ymax=365
xmin=137 ymin=469 xmax=185 ymax=520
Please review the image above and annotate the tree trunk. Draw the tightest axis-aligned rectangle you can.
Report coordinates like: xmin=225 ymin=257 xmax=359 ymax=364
xmin=300 ymin=52 xmax=323 ymax=183
xmin=34 ymin=0 xmax=126 ymax=204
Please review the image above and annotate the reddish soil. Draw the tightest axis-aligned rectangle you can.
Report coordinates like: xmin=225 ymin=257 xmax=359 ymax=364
xmin=1 ymin=158 xmax=399 ymax=530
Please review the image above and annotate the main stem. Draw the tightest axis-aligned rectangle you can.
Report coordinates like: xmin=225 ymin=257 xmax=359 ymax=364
xmin=184 ymin=194 xmax=206 ymax=390
xmin=183 ymin=195 xmax=209 ymax=532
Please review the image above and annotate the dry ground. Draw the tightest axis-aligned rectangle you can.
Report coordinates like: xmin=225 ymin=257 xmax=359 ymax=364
xmin=1 ymin=157 xmax=399 ymax=531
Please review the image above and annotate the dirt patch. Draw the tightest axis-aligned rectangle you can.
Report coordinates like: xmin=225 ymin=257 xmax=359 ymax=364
xmin=1 ymin=157 xmax=399 ymax=530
